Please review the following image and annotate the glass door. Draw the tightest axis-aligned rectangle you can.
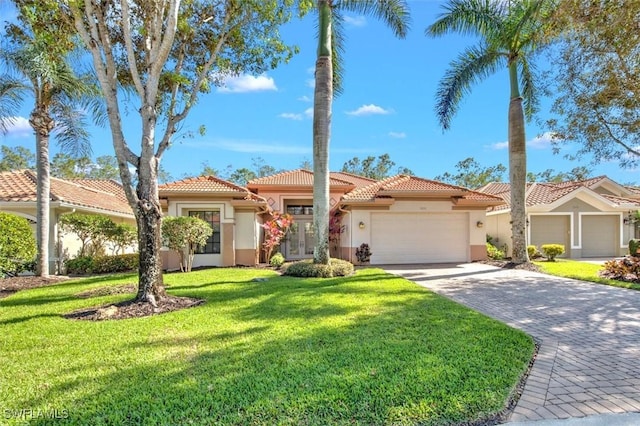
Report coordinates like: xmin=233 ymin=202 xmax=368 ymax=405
xmin=286 ymin=220 xmax=314 ymax=259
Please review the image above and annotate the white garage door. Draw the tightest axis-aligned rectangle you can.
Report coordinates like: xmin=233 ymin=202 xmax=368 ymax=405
xmin=370 ymin=213 xmax=468 ymax=264
xmin=582 ymin=215 xmax=618 ymax=257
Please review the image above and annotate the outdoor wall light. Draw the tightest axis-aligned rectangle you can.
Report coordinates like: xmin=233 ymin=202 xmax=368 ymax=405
xmin=359 ymin=221 xmax=365 ymax=229
xmin=476 ymin=220 xmax=484 ymax=228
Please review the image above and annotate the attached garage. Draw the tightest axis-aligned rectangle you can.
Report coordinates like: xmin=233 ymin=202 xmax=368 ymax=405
xmin=581 ymin=215 xmax=618 ymax=257
xmin=370 ymin=212 xmax=468 ymax=264
xmin=530 ymin=215 xmax=570 ymax=257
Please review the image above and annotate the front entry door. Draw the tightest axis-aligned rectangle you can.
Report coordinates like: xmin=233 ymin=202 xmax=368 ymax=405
xmin=286 ymin=220 xmax=314 ymax=259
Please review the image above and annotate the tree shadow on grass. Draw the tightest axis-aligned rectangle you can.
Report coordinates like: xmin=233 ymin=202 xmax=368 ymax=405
xmin=16 ymin=286 xmax=534 ymax=426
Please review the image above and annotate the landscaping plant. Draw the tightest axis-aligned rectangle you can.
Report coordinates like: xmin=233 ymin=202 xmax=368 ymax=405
xmin=161 ymin=216 xmax=213 ymax=272
xmin=355 ymin=243 xmax=372 ymax=264
xmin=540 ymin=244 xmax=565 ymax=261
xmin=0 ymin=212 xmax=36 ymax=277
xmin=262 ymin=211 xmax=293 ymax=261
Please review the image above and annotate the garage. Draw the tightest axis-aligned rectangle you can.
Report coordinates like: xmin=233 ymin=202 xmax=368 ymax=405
xmin=530 ymin=215 xmax=570 ymax=257
xmin=582 ymin=215 xmax=618 ymax=257
xmin=370 ymin=212 xmax=468 ymax=264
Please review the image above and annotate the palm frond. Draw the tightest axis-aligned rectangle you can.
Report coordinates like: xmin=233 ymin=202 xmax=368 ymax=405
xmin=435 ymin=44 xmax=504 ymax=130
xmin=50 ymin=102 xmax=92 ymax=158
xmin=519 ymin=58 xmax=538 ymax=120
xmin=338 ymin=0 xmax=411 ymax=38
xmin=332 ymin=12 xmax=346 ymax=96
xmin=427 ymin=0 xmax=502 ymax=39
xmin=0 ymin=79 xmax=28 ymax=133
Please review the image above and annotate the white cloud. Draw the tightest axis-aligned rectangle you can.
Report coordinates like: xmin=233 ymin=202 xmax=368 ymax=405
xmin=488 ymin=132 xmax=558 ymax=150
xmin=306 ymin=78 xmax=315 ymax=89
xmin=217 ymin=74 xmax=277 ymax=93
xmin=344 ymin=15 xmax=367 ymax=27
xmin=298 ymin=95 xmax=311 ymax=102
xmin=0 ymin=116 xmax=32 ymax=138
xmin=388 ymin=131 xmax=406 ymax=139
xmin=304 ymin=107 xmax=313 ymax=119
xmin=194 ymin=139 xmax=310 ymax=155
xmin=346 ymin=104 xmax=392 ymax=116
xmin=279 ymin=112 xmax=303 ymax=121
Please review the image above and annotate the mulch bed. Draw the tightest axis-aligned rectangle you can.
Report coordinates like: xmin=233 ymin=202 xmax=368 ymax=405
xmin=0 ymin=275 xmax=69 ymax=299
xmin=480 ymin=260 xmax=542 ymax=273
xmin=64 ymin=295 xmax=205 ymax=321
xmin=75 ymin=283 xmax=138 ymax=298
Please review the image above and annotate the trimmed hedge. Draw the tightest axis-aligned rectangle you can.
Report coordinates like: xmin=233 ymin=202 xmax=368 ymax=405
xmin=486 ymin=242 xmax=504 ymax=260
xmin=0 ymin=212 xmax=36 ymax=277
xmin=269 ymin=252 xmax=285 ymax=268
xmin=65 ymin=253 xmax=139 ymax=275
xmin=540 ymin=244 xmax=565 ymax=261
xmin=282 ymin=258 xmax=354 ymax=278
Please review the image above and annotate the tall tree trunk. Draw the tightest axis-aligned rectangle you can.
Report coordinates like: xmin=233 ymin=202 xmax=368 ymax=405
xmin=508 ymin=61 xmax=530 ymax=264
xmin=31 ymin=109 xmax=54 ymax=277
xmin=134 ymin=159 xmax=166 ymax=306
xmin=312 ymin=0 xmax=333 ymax=265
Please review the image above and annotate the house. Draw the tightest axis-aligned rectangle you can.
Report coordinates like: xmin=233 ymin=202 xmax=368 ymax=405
xmin=0 ymin=169 xmax=136 ymax=273
xmin=478 ymin=176 xmax=640 ymax=258
xmin=158 ymin=170 xmax=504 ymax=268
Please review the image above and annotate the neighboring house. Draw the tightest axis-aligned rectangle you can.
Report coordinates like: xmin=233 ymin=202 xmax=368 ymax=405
xmin=0 ymin=169 xmax=136 ymax=273
xmin=159 ymin=169 xmax=504 ymax=267
xmin=478 ymin=176 xmax=640 ymax=258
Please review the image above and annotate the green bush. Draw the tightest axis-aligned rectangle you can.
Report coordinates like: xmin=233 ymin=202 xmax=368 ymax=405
xmin=629 ymin=239 xmax=640 ymax=256
xmin=540 ymin=244 xmax=565 ymax=261
xmin=486 ymin=242 xmax=504 ymax=260
xmin=282 ymin=258 xmax=354 ymax=278
xmin=65 ymin=254 xmax=138 ymax=275
xmin=269 ymin=252 xmax=285 ymax=268
xmin=0 ymin=212 xmax=37 ymax=277
xmin=527 ymin=245 xmax=539 ymax=259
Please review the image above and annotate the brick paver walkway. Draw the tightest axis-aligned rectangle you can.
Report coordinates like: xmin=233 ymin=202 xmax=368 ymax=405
xmin=383 ymin=264 xmax=640 ymax=423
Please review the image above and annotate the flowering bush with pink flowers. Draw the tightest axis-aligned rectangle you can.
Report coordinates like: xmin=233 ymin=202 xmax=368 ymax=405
xmin=262 ymin=211 xmax=294 ymax=261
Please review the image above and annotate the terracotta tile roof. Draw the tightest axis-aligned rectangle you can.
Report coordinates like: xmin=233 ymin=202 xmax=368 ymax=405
xmin=158 ymin=175 xmax=265 ymax=202
xmin=341 ymin=175 xmax=503 ymax=204
xmin=483 ymin=177 xmax=640 ymax=212
xmin=0 ymin=169 xmax=133 ymax=216
xmin=328 ymin=171 xmax=376 ymax=188
xmin=247 ymin=169 xmax=354 ymax=187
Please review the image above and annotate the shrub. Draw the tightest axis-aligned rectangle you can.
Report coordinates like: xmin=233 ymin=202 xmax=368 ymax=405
xmin=282 ymin=258 xmax=354 ymax=278
xmin=355 ymin=243 xmax=372 ymax=263
xmin=0 ymin=212 xmax=37 ymax=277
xmin=162 ymin=216 xmax=213 ymax=272
xmin=65 ymin=254 xmax=139 ymax=275
xmin=629 ymin=239 xmax=640 ymax=256
xmin=600 ymin=256 xmax=640 ymax=282
xmin=269 ymin=252 xmax=285 ymax=268
xmin=486 ymin=242 xmax=504 ymax=260
xmin=540 ymin=244 xmax=565 ymax=261
xmin=527 ymin=245 xmax=540 ymax=259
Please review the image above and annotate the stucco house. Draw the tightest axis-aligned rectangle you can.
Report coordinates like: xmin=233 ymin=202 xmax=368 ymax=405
xmin=478 ymin=176 xmax=640 ymax=258
xmin=0 ymin=169 xmax=136 ymax=273
xmin=158 ymin=169 xmax=504 ymax=268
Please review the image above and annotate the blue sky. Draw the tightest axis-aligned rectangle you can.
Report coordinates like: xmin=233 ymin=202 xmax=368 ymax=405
xmin=1 ymin=0 xmax=638 ymax=185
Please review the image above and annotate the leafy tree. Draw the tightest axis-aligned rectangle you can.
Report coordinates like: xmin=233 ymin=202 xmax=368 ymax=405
xmin=199 ymin=161 xmax=220 ymax=177
xmin=427 ymin=0 xmax=554 ymax=263
xmin=89 ymin=155 xmax=121 ymax=180
xmin=435 ymin=157 xmax=506 ymax=188
xmin=0 ymin=212 xmax=36 ymax=277
xmin=104 ymin=223 xmax=137 ymax=255
xmin=50 ymin=153 xmax=89 ymax=178
xmin=341 ymin=153 xmax=413 ymax=180
xmin=68 ymin=0 xmax=305 ymax=305
xmin=59 ymin=212 xmax=114 ymax=257
xmin=312 ymin=0 xmax=410 ymax=264
xmin=228 ymin=167 xmax=257 ymax=186
xmin=527 ymin=166 xmax=592 ymax=183
xmin=0 ymin=145 xmax=35 ymax=171
xmin=546 ymin=2 xmax=640 ymax=168
xmin=1 ymin=1 xmax=102 ymax=277
xmin=261 ymin=211 xmax=293 ymax=261
xmin=161 ymin=216 xmax=213 ymax=272
xmin=299 ymin=158 xmax=312 ymax=170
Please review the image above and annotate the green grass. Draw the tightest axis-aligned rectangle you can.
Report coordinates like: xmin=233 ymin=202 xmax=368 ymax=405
xmin=534 ymin=259 xmax=640 ymax=291
xmin=0 ymin=268 xmax=534 ymax=425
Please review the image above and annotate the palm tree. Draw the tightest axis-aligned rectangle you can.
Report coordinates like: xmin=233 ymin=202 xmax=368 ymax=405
xmin=312 ymin=0 xmax=410 ymax=264
xmin=0 ymin=19 xmax=100 ymax=277
xmin=427 ymin=0 xmax=553 ymax=264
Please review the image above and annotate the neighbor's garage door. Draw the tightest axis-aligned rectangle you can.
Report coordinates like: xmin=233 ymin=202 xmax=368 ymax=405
xmin=370 ymin=213 xmax=468 ymax=264
xmin=582 ymin=215 xmax=618 ymax=257
xmin=530 ymin=215 xmax=570 ymax=257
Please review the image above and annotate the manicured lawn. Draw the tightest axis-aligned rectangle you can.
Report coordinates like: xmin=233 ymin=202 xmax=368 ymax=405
xmin=0 ymin=268 xmax=533 ymax=425
xmin=534 ymin=259 xmax=640 ymax=291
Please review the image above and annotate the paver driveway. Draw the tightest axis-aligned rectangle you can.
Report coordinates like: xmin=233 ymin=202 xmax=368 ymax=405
xmin=383 ymin=263 xmax=640 ymax=423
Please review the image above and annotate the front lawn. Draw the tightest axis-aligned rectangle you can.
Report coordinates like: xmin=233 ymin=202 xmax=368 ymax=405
xmin=534 ymin=259 xmax=640 ymax=291
xmin=0 ymin=268 xmax=533 ymax=425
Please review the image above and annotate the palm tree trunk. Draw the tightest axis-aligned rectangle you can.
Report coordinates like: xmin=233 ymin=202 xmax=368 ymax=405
xmin=31 ymin=109 xmax=54 ymax=277
xmin=508 ymin=61 xmax=530 ymax=264
xmin=312 ymin=0 xmax=333 ymax=265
